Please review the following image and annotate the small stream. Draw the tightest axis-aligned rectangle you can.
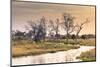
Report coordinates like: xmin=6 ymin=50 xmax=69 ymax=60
xmin=12 ymin=46 xmax=95 ymax=66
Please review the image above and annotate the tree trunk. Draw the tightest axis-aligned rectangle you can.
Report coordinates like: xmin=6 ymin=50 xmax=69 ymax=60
xmin=66 ymin=29 xmax=69 ymax=44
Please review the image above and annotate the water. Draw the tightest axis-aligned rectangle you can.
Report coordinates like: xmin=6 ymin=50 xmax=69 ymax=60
xmin=12 ymin=46 xmax=95 ymax=66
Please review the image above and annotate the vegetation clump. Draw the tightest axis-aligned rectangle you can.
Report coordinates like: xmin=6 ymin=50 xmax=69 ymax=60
xmin=77 ymin=49 xmax=96 ymax=61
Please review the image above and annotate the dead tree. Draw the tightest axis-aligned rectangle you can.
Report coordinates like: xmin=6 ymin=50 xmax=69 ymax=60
xmin=75 ymin=18 xmax=89 ymax=43
xmin=62 ymin=13 xmax=75 ymax=44
xmin=54 ymin=18 xmax=60 ymax=41
xmin=27 ymin=21 xmax=38 ymax=42
xmin=26 ymin=17 xmax=47 ymax=42
xmin=48 ymin=20 xmax=55 ymax=40
xmin=39 ymin=16 xmax=47 ymax=42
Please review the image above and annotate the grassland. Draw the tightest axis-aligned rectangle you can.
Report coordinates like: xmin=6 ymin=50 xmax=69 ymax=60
xmin=12 ymin=39 xmax=95 ymax=57
xmin=78 ymin=39 xmax=96 ymax=46
xmin=75 ymin=39 xmax=96 ymax=62
xmin=77 ymin=49 xmax=96 ymax=61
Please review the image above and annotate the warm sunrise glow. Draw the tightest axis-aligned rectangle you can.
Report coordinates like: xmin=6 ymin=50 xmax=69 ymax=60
xmin=12 ymin=1 xmax=95 ymax=35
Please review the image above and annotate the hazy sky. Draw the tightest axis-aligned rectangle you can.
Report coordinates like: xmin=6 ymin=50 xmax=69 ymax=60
xmin=12 ymin=1 xmax=95 ymax=35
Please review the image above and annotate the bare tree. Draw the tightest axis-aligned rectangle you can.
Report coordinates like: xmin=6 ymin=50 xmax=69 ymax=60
xmin=39 ymin=16 xmax=47 ymax=42
xmin=26 ymin=21 xmax=38 ymax=42
xmin=48 ymin=20 xmax=55 ymax=40
xmin=75 ymin=18 xmax=89 ymax=43
xmin=26 ymin=17 xmax=47 ymax=42
xmin=54 ymin=18 xmax=60 ymax=40
xmin=62 ymin=13 xmax=75 ymax=44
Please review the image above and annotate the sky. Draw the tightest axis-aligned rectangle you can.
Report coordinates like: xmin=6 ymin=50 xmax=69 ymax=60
xmin=12 ymin=1 xmax=95 ymax=35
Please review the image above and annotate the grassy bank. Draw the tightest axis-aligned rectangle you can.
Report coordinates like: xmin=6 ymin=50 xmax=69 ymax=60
xmin=46 ymin=39 xmax=95 ymax=46
xmin=78 ymin=39 xmax=95 ymax=46
xmin=67 ymin=39 xmax=95 ymax=46
xmin=77 ymin=49 xmax=96 ymax=61
xmin=12 ymin=40 xmax=80 ymax=57
xmin=12 ymin=39 xmax=95 ymax=57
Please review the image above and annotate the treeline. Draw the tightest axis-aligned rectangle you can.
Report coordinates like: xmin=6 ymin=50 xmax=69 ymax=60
xmin=12 ymin=13 xmax=95 ymax=43
xmin=12 ymin=31 xmax=95 ymax=40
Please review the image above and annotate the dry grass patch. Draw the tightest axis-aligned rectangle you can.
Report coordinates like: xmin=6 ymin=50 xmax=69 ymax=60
xmin=12 ymin=40 xmax=80 ymax=57
xmin=79 ymin=39 xmax=95 ymax=46
xmin=77 ymin=49 xmax=96 ymax=61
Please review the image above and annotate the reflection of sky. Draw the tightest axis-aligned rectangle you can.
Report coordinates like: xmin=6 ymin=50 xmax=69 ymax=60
xmin=12 ymin=1 xmax=95 ymax=35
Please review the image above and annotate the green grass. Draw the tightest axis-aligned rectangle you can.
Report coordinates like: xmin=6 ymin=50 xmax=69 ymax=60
xmin=77 ymin=49 xmax=96 ymax=61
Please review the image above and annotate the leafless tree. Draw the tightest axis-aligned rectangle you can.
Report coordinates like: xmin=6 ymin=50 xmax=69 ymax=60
xmin=26 ymin=21 xmax=38 ymax=41
xmin=62 ymin=13 xmax=75 ymax=44
xmin=75 ymin=18 xmax=89 ymax=43
xmin=48 ymin=19 xmax=55 ymax=40
xmin=54 ymin=18 xmax=60 ymax=40
xmin=39 ymin=16 xmax=47 ymax=42
xmin=26 ymin=17 xmax=47 ymax=42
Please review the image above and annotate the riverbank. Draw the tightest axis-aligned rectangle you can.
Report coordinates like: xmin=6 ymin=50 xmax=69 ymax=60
xmin=12 ymin=42 xmax=80 ymax=57
xmin=77 ymin=49 xmax=96 ymax=61
xmin=12 ymin=39 xmax=95 ymax=57
xmin=12 ymin=46 xmax=95 ymax=66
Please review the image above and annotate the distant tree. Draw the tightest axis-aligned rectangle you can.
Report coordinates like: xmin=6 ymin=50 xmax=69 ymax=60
xmin=81 ymin=34 xmax=95 ymax=39
xmin=13 ymin=30 xmax=25 ymax=40
xmin=14 ymin=30 xmax=25 ymax=36
xmin=81 ymin=35 xmax=87 ymax=39
xmin=71 ymin=34 xmax=76 ymax=40
xmin=87 ymin=34 xmax=95 ymax=38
